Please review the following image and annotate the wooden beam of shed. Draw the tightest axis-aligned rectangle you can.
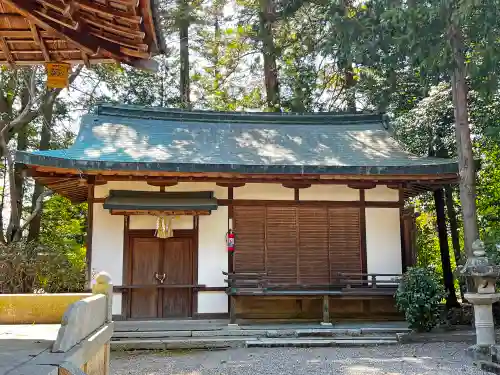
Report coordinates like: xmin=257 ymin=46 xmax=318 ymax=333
xmin=81 ymin=51 xmax=90 ymax=67
xmin=29 ymin=22 xmax=50 ymax=61
xmin=76 ymin=0 xmax=142 ymax=23
xmin=34 ymin=8 xmax=80 ymax=31
xmin=83 ymin=13 xmax=145 ymax=39
xmin=0 ymin=37 xmax=14 ymax=66
xmin=4 ymin=0 xmax=126 ymax=60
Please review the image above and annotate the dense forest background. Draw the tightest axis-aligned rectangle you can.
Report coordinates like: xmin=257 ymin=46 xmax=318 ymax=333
xmin=0 ymin=0 xmax=499 ymax=295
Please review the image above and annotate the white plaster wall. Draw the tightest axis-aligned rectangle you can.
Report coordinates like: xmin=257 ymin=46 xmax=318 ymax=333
xmin=366 ymin=208 xmax=402 ymax=279
xmin=91 ymin=204 xmax=124 ymax=315
xmin=365 ymin=186 xmax=399 ymax=201
xmin=234 ymin=183 xmax=293 ymax=200
xmin=95 ymin=181 xmax=157 ymax=198
xmin=300 ymin=185 xmax=359 ymax=201
xmin=198 ymin=293 xmax=228 ymax=313
xmin=197 ymin=206 xmax=228 ymax=313
xmin=162 ymin=182 xmax=228 ymax=199
xmin=95 ymin=181 xmax=227 ymax=199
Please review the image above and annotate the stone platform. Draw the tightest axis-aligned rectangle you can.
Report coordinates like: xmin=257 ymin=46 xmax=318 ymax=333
xmin=112 ymin=320 xmax=410 ymax=350
xmin=0 ymin=324 xmax=60 ymax=374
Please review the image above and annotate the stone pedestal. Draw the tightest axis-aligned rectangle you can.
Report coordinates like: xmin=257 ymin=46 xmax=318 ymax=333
xmin=455 ymin=240 xmax=500 ymax=366
xmin=466 ymin=293 xmax=500 ymax=346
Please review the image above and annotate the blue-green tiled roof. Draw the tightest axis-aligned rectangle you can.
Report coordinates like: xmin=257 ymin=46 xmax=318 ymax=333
xmin=16 ymin=104 xmax=458 ymax=175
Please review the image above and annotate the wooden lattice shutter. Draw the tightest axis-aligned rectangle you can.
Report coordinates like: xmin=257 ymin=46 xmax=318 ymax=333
xmin=265 ymin=206 xmax=298 ymax=284
xmin=298 ymin=207 xmax=329 ymax=284
xmin=233 ymin=206 xmax=266 ymax=273
xmin=328 ymin=207 xmax=362 ymax=279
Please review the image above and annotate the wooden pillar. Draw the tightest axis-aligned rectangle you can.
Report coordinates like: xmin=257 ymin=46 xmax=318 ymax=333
xmin=433 ymin=187 xmax=459 ymax=307
xmin=123 ymin=215 xmax=130 ymax=318
xmin=228 ymin=187 xmax=235 ymax=324
xmin=398 ymin=187 xmax=407 ymax=273
xmin=86 ymin=177 xmax=95 ymax=285
xmin=360 ymin=189 xmax=367 ymax=275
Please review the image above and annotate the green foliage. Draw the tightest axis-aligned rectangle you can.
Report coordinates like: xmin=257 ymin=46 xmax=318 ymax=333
xmin=415 ymin=208 xmax=441 ymax=270
xmin=0 ymin=241 xmax=86 ymax=294
xmin=395 ymin=267 xmax=446 ymax=332
xmin=392 ymin=83 xmax=456 ymax=157
xmin=39 ymin=195 xmax=86 ymax=249
xmin=477 ymin=143 xmax=500 ymax=251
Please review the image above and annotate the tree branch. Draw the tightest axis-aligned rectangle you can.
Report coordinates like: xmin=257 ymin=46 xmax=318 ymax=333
xmin=21 ymin=189 xmax=53 ymax=233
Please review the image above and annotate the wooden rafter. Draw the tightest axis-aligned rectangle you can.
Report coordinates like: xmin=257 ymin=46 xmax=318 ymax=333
xmin=0 ymin=0 xmax=161 ymax=68
xmin=0 ymin=36 xmax=13 ymax=65
xmin=29 ymin=22 xmax=50 ymax=61
xmin=81 ymin=50 xmax=89 ymax=67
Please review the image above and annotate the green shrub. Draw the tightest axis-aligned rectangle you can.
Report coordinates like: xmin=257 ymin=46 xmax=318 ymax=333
xmin=0 ymin=241 xmax=86 ymax=294
xmin=395 ymin=266 xmax=445 ymax=332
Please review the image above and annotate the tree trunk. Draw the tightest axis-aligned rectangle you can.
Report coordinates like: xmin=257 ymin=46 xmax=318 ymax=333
xmin=344 ymin=65 xmax=356 ymax=112
xmin=259 ymin=0 xmax=280 ymax=111
xmin=0 ymin=159 xmax=7 ymax=244
xmin=341 ymin=0 xmax=356 ymax=112
xmin=445 ymin=185 xmax=462 ymax=264
xmin=434 ymin=188 xmax=460 ymax=307
xmin=7 ymin=82 xmax=30 ymax=242
xmin=445 ymin=185 xmax=465 ymax=300
xmin=449 ymin=25 xmax=479 ymax=258
xmin=27 ymin=101 xmax=53 ymax=242
xmin=178 ymin=0 xmax=190 ymax=109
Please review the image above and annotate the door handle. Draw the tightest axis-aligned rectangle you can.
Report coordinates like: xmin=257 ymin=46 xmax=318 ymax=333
xmin=154 ymin=272 xmax=166 ymax=284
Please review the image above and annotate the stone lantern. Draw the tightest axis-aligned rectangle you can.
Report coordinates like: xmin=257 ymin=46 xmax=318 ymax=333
xmin=456 ymin=240 xmax=500 ymax=351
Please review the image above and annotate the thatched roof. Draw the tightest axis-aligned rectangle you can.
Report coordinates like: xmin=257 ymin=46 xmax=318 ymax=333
xmin=0 ymin=0 xmax=163 ymax=70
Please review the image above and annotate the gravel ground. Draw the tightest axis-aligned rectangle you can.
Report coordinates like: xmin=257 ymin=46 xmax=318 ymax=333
xmin=111 ymin=342 xmax=488 ymax=375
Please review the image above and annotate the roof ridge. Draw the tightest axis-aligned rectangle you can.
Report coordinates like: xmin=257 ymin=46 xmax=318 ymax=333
xmin=93 ymin=103 xmax=387 ymax=125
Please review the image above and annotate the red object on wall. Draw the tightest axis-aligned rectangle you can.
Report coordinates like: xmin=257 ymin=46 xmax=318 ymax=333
xmin=227 ymin=230 xmax=235 ymax=252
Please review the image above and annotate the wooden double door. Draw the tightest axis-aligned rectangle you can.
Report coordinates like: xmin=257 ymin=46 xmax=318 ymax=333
xmin=127 ymin=230 xmax=195 ymax=319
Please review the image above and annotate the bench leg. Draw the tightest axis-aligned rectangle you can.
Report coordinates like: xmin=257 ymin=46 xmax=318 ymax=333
xmin=321 ymin=295 xmax=332 ymax=326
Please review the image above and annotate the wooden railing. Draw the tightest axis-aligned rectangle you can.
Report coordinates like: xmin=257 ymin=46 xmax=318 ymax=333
xmin=224 ymin=272 xmax=401 ymax=294
xmin=339 ymin=273 xmax=401 ymax=294
xmin=224 ymin=271 xmax=402 ymax=324
xmin=113 ymin=284 xmax=226 ymax=292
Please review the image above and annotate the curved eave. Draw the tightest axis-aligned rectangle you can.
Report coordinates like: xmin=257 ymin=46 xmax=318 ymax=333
xmin=17 ymin=152 xmax=459 ymax=177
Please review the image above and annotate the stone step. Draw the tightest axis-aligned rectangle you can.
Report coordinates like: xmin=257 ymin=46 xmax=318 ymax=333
xmin=114 ymin=320 xmax=229 ymax=332
xmin=113 ymin=328 xmax=409 ymax=339
xmin=111 ymin=335 xmax=399 ymax=350
xmin=113 ymin=329 xmax=267 ymax=339
xmin=245 ymin=338 xmax=399 ymax=348
xmin=111 ymin=337 xmax=251 ymax=351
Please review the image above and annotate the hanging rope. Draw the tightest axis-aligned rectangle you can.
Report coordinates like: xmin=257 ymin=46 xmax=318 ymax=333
xmin=155 ymin=215 xmax=174 ymax=238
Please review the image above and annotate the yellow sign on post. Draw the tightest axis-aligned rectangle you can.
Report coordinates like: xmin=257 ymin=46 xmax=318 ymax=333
xmin=45 ymin=63 xmax=70 ymax=89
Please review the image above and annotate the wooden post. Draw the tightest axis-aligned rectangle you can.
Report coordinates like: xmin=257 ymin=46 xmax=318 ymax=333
xmin=86 ymin=177 xmax=95 ymax=285
xmin=360 ymin=189 xmax=368 ymax=275
xmin=321 ymin=295 xmax=331 ymax=325
xmin=229 ymin=296 xmax=237 ymax=325
xmin=398 ymin=187 xmax=407 ymax=272
xmin=227 ymin=187 xmax=237 ymax=327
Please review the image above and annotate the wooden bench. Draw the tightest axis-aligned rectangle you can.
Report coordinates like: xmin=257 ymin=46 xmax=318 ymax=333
xmin=224 ymin=272 xmax=401 ymax=324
